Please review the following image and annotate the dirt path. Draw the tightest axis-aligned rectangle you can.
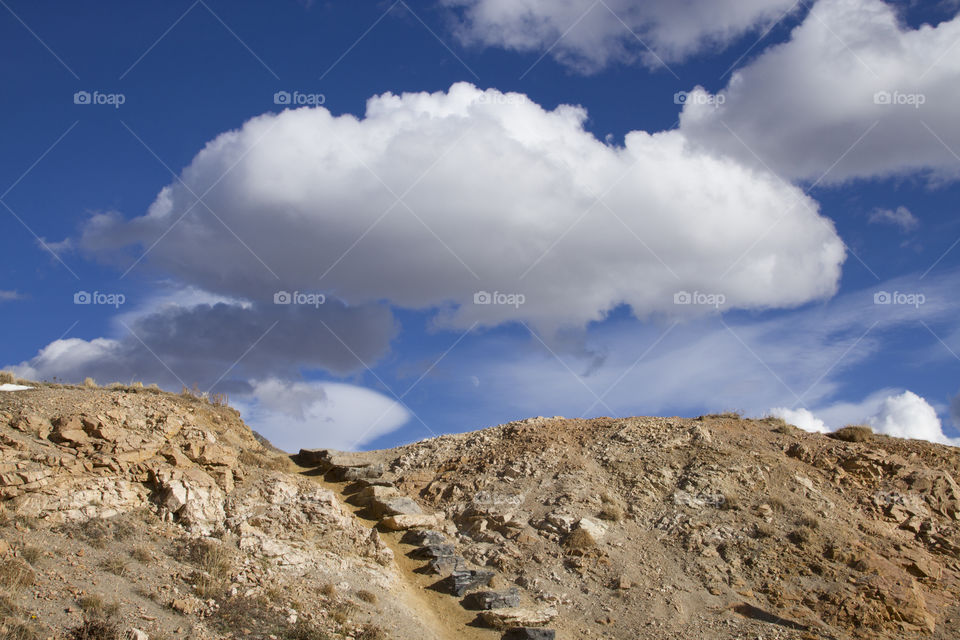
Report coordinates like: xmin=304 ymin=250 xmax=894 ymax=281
xmin=299 ymin=467 xmax=499 ymax=640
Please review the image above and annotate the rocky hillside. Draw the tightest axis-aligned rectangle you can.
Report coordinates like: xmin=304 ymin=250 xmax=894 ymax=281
xmin=1 ymin=381 xmax=959 ymax=639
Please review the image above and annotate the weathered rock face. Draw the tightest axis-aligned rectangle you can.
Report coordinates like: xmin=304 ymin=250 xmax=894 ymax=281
xmin=0 ymin=386 xmax=400 ymax=587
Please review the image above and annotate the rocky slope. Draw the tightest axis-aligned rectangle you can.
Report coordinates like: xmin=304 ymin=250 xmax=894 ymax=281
xmin=1 ymin=381 xmax=959 ymax=639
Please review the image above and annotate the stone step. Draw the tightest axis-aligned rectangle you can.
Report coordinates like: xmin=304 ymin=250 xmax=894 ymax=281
xmin=296 ymin=448 xmax=373 ymax=468
xmin=478 ymin=607 xmax=558 ymax=631
xmin=425 ymin=555 xmax=467 ymax=575
xmin=502 ymin=629 xmax=555 ymax=640
xmin=462 ymin=588 xmax=520 ymax=611
xmin=371 ymin=495 xmax=423 ymax=518
xmin=400 ymin=528 xmax=446 ymax=546
xmin=409 ymin=543 xmax=456 ymax=560
xmin=380 ymin=513 xmax=442 ymax=531
xmin=442 ymin=568 xmax=495 ymax=596
xmin=330 ymin=463 xmax=384 ymax=482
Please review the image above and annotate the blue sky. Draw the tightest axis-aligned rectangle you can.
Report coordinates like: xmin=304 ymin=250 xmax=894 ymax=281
xmin=2 ymin=0 xmax=959 ymax=451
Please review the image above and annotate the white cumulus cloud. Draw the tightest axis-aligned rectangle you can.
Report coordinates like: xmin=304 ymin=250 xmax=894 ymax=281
xmin=867 ymin=390 xmax=953 ymax=444
xmin=680 ymin=0 xmax=960 ymax=183
xmin=770 ymin=407 xmax=828 ymax=432
xmin=76 ymin=83 xmax=845 ymax=333
xmin=234 ymin=379 xmax=411 ymax=452
xmin=441 ymin=0 xmax=800 ymax=72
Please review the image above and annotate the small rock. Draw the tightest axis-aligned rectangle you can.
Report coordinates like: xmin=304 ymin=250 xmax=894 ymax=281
xmin=401 ymin=529 xmax=446 ymax=546
xmin=502 ymin=629 xmax=555 ymax=640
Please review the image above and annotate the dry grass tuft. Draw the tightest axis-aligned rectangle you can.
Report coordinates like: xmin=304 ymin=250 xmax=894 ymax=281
xmin=0 ymin=371 xmax=15 ymax=384
xmin=829 ymin=425 xmax=873 ymax=443
xmin=320 ymin=583 xmax=337 ymax=598
xmin=597 ymin=504 xmax=624 ymax=522
xmin=130 ymin=548 xmax=153 ymax=563
xmin=0 ymin=559 xmax=34 ymax=591
xmin=719 ymin=491 xmax=740 ymax=511
xmin=355 ymin=625 xmax=388 ymax=640
xmin=83 ymin=377 xmax=98 ymax=388
xmin=185 ymin=539 xmax=233 ymax=598
xmin=19 ymin=546 xmax=42 ymax=565
xmin=355 ymin=589 xmax=378 ymax=604
xmin=564 ymin=528 xmax=596 ymax=551
xmin=101 ymin=558 xmax=128 ymax=577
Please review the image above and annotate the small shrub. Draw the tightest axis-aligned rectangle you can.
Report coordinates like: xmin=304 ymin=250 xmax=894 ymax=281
xmin=355 ymin=625 xmax=387 ymax=640
xmin=564 ymin=528 xmax=596 ymax=551
xmin=20 ymin=546 xmax=42 ymax=565
xmin=754 ymin=523 xmax=776 ymax=539
xmin=829 ymin=425 xmax=873 ymax=443
xmin=597 ymin=504 xmax=624 ymax=522
xmin=101 ymin=558 xmax=128 ymax=577
xmin=355 ymin=589 xmax=377 ymax=604
xmin=69 ymin=612 xmax=122 ymax=640
xmin=78 ymin=595 xmax=120 ymax=617
xmin=771 ymin=421 xmax=797 ymax=435
xmin=83 ymin=377 xmax=98 ymax=388
xmin=719 ymin=492 xmax=739 ymax=511
xmin=130 ymin=548 xmax=153 ymax=563
xmin=788 ymin=527 xmax=814 ymax=547
xmin=0 ymin=371 xmax=15 ymax=384
xmin=320 ymin=583 xmax=337 ymax=598
xmin=0 ymin=559 xmax=34 ymax=590
xmin=797 ymin=515 xmax=819 ymax=530
xmin=187 ymin=540 xmax=233 ymax=579
xmin=767 ymin=497 xmax=787 ymax=513
xmin=210 ymin=392 xmax=229 ymax=407
xmin=1 ymin=619 xmax=44 ymax=640
xmin=193 ymin=573 xmax=225 ymax=599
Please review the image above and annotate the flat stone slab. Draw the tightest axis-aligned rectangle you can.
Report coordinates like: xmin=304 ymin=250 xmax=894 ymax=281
xmin=426 ymin=555 xmax=467 ymax=575
xmin=409 ymin=543 xmax=456 ymax=560
xmin=352 ymin=485 xmax=399 ymax=507
xmin=442 ymin=569 xmax=495 ymax=596
xmin=380 ymin=514 xmax=442 ymax=531
xmin=463 ymin=588 xmax=520 ymax=610
xmin=297 ymin=449 xmax=373 ymax=468
xmin=502 ymin=629 xmax=556 ymax=640
xmin=331 ymin=463 xmax=385 ymax=481
xmin=372 ymin=496 xmax=423 ymax=517
xmin=478 ymin=607 xmax=558 ymax=630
